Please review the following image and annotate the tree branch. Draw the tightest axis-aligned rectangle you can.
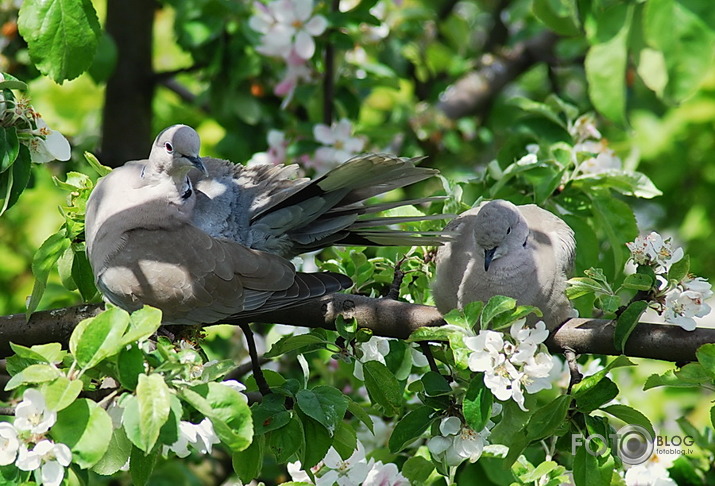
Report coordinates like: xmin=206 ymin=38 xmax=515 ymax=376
xmin=437 ymin=31 xmax=559 ymax=120
xmin=1 ymin=297 xmax=713 ymax=364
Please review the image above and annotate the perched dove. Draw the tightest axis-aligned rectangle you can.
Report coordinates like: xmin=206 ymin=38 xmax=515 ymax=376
xmin=432 ymin=200 xmax=575 ymax=329
xmin=86 ymin=125 xmax=445 ymax=325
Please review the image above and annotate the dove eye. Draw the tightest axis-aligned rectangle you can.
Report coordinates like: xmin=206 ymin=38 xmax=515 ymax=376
xmin=506 ymin=227 xmax=511 ymax=235
xmin=164 ymin=142 xmax=174 ymax=153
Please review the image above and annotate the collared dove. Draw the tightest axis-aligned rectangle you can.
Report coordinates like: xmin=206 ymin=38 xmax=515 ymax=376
xmin=86 ymin=125 xmax=445 ymax=325
xmin=432 ymin=200 xmax=575 ymax=329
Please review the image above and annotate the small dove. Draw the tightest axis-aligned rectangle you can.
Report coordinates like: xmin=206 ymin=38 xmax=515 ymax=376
xmin=432 ymin=199 xmax=575 ymax=329
xmin=86 ymin=125 xmax=446 ymax=325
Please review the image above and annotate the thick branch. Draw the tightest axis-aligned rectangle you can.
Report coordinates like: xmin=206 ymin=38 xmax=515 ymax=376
xmin=437 ymin=31 xmax=559 ymax=120
xmin=1 ymin=298 xmax=713 ymax=363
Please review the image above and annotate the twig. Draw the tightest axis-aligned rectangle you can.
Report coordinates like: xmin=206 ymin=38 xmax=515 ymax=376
xmin=0 ymin=407 xmax=14 ymax=416
xmin=563 ymin=348 xmax=582 ymax=394
xmin=322 ymin=0 xmax=340 ymax=125
xmin=239 ymin=323 xmax=271 ymax=396
xmin=419 ymin=341 xmax=440 ymax=375
xmin=385 ymin=256 xmax=407 ymax=301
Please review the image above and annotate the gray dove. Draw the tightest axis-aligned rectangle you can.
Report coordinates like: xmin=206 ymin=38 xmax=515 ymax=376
xmin=432 ymin=200 xmax=575 ymax=329
xmin=86 ymin=125 xmax=445 ymax=325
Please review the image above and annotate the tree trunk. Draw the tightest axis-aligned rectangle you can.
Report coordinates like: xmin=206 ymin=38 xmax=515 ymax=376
xmin=101 ymin=0 xmax=157 ymax=167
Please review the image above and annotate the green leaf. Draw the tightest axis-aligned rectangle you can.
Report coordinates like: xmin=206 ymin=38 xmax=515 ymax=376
xmin=388 ymin=406 xmax=434 ymax=453
xmin=268 ymin=416 xmax=303 ymax=463
xmin=84 ymin=151 xmax=112 ymax=176
xmin=295 ymin=386 xmax=349 ymax=436
xmin=574 ymin=377 xmax=619 ymax=413
xmin=52 ymin=398 xmax=113 ymax=468
xmin=573 ymin=441 xmax=615 ymax=486
xmin=332 ymin=421 xmax=358 ymax=460
xmin=696 ymin=343 xmax=715 ymax=377
xmin=532 ymin=0 xmax=580 ymax=36
xmin=70 ymin=306 xmax=131 ymax=370
xmin=589 ymin=193 xmax=638 ymax=278
xmin=180 ymin=382 xmax=253 ymax=452
xmin=9 ymin=342 xmax=63 ymax=363
xmin=27 ymin=232 xmax=71 ymax=317
xmin=675 ymin=363 xmax=712 ymax=385
xmin=298 ymin=412 xmax=332 ymax=469
xmin=667 ymin=255 xmax=690 ymax=283
xmin=120 ymin=306 xmax=163 ymax=347
xmin=643 ymin=369 xmax=699 ymax=390
xmin=526 ymin=395 xmax=571 ymax=441
xmin=566 ymin=277 xmax=607 ymax=299
xmin=481 ymin=296 xmax=517 ymax=329
xmin=129 ymin=445 xmax=157 ymax=486
xmin=421 ymin=371 xmax=452 ymax=397
xmin=135 ymin=374 xmax=171 ymax=453
xmin=584 ymin=4 xmax=632 ymax=124
xmin=43 ymin=376 xmax=83 ymax=411
xmin=346 ymin=400 xmax=374 ymax=435
xmin=407 ymin=325 xmax=458 ymax=342
xmin=621 ymin=273 xmax=654 ymax=291
xmin=0 ymin=127 xmax=19 ymax=173
xmin=643 ymin=0 xmax=715 ymax=101
xmin=71 ymin=248 xmax=98 ymax=301
xmin=0 ymin=78 xmax=27 ymax=90
xmin=264 ymin=333 xmax=330 ymax=358
xmin=17 ymin=0 xmax=101 ymax=83
xmin=601 ymin=404 xmax=655 ymax=438
xmin=402 ymin=455 xmax=436 ymax=483
xmin=232 ymin=435 xmax=265 ymax=483
xmin=363 ymin=361 xmax=403 ymax=415
xmin=92 ymin=426 xmax=132 ymax=476
xmin=614 ymin=300 xmax=648 ymax=353
xmin=117 ymin=344 xmax=144 ymax=391
xmin=462 ymin=375 xmax=493 ymax=433
xmin=5 ymin=363 xmax=60 ymax=390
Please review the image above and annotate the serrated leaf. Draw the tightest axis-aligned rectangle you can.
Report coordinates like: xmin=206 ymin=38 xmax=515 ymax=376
xmin=17 ymin=0 xmax=101 ymax=83
xmin=117 ymin=344 xmax=144 ymax=391
xmin=421 ymin=371 xmax=452 ymax=397
xmin=0 ymin=127 xmax=19 ymax=173
xmin=268 ymin=417 xmax=303 ymax=463
xmin=120 ymin=306 xmax=162 ymax=347
xmin=129 ymin=445 xmax=157 ymax=486
xmin=232 ymin=435 xmax=265 ymax=483
xmin=135 ymin=374 xmax=171 ymax=452
xmin=388 ymin=406 xmax=434 ymax=453
xmin=84 ymin=151 xmax=112 ymax=176
xmin=363 ymin=361 xmax=403 ymax=415
xmin=264 ymin=334 xmax=329 ymax=358
xmin=295 ymin=386 xmax=348 ymax=436
xmin=5 ymin=363 xmax=60 ymax=390
xmin=526 ymin=395 xmax=571 ymax=441
xmin=622 ymin=273 xmax=654 ymax=291
xmin=298 ymin=412 xmax=332 ymax=469
xmin=696 ymin=343 xmax=715 ymax=377
xmin=332 ymin=421 xmax=357 ymax=460
xmin=602 ymin=404 xmax=655 ymax=438
xmin=91 ymin=426 xmax=132 ymax=476
xmin=43 ymin=376 xmax=83 ymax=411
xmin=481 ymin=296 xmax=517 ymax=329
xmin=27 ymin=232 xmax=70 ymax=317
xmin=52 ymin=398 xmax=113 ymax=468
xmin=346 ymin=400 xmax=374 ymax=434
xmin=574 ymin=377 xmax=619 ymax=413
xmin=70 ymin=306 xmax=131 ymax=370
xmin=667 ymin=255 xmax=690 ymax=284
xmin=463 ymin=375 xmax=493 ymax=433
xmin=614 ymin=300 xmax=648 ymax=352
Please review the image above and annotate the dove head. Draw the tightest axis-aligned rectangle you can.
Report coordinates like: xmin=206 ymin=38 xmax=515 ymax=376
xmin=149 ymin=125 xmax=207 ymax=178
xmin=474 ymin=200 xmax=529 ymax=271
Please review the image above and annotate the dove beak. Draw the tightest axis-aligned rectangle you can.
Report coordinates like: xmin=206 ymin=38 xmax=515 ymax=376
xmin=187 ymin=155 xmax=208 ymax=176
xmin=484 ymin=247 xmax=497 ymax=271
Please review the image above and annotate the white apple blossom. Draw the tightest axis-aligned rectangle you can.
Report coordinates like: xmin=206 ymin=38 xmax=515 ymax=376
xmin=353 ymin=335 xmax=391 ymax=381
xmin=311 ymin=118 xmax=366 ymax=171
xmin=573 ymin=140 xmax=622 ymax=175
xmin=569 ymin=113 xmax=602 ymax=143
xmin=0 ymin=423 xmax=19 ymax=466
xmin=427 ymin=417 xmax=490 ymax=467
xmin=14 ymin=389 xmax=56 ymax=435
xmin=626 ymin=232 xmax=683 ymax=269
xmin=27 ymin=118 xmax=71 ymax=163
xmin=363 ymin=461 xmax=409 ymax=486
xmin=624 ymin=462 xmax=677 ymax=486
xmin=16 ymin=440 xmax=71 ymax=486
xmin=164 ymin=418 xmax=220 ymax=458
xmin=249 ymin=0 xmax=328 ymax=60
xmin=663 ymin=288 xmax=711 ymax=331
xmin=465 ymin=322 xmax=553 ymax=410
xmin=317 ymin=443 xmax=374 ymax=486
